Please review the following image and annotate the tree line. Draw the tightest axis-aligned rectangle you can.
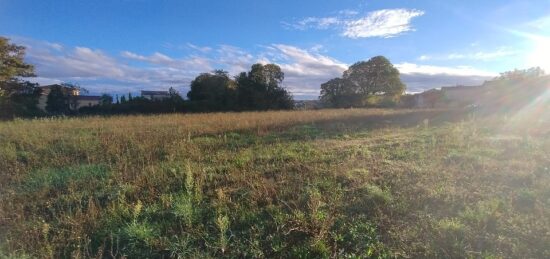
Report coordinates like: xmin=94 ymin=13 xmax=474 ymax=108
xmin=0 ymin=37 xmax=294 ymax=119
xmin=2 ymin=36 xmax=410 ymax=120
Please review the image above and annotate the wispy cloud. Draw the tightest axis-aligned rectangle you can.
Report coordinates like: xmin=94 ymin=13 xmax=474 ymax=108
xmin=187 ymin=43 xmax=213 ymax=53
xmin=396 ymin=63 xmax=495 ymax=92
xmin=418 ymin=47 xmax=516 ymax=61
xmin=121 ymin=51 xmax=212 ymax=72
xmin=262 ymin=44 xmax=348 ymax=98
xmin=396 ymin=63 xmax=496 ymax=77
xmin=343 ymin=9 xmax=425 ymax=38
xmin=13 ymin=36 xmax=496 ymax=98
xmin=283 ymin=8 xmax=425 ymax=39
xmin=282 ymin=17 xmax=342 ymax=30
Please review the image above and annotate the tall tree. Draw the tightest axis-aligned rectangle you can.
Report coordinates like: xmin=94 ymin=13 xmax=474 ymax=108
xmin=167 ymin=87 xmax=185 ymax=112
xmin=236 ymin=64 xmax=293 ymax=110
xmin=46 ymin=85 xmax=71 ymax=114
xmin=187 ymin=70 xmax=236 ymax=111
xmin=0 ymin=37 xmax=35 ymax=85
xmin=0 ymin=37 xmax=39 ymax=119
xmin=320 ymin=78 xmax=356 ymax=108
xmin=320 ymin=56 xmax=405 ymax=107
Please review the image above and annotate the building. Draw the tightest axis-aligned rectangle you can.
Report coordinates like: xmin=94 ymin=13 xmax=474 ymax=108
xmin=141 ymin=90 xmax=170 ymax=100
xmin=37 ymin=84 xmax=101 ymax=111
xmin=37 ymin=85 xmax=78 ymax=111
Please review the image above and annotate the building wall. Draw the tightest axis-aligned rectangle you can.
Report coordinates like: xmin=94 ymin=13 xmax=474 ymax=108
xmin=143 ymin=94 xmax=170 ymax=100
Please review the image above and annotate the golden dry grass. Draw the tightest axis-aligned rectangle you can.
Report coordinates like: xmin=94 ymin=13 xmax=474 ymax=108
xmin=0 ymin=108 xmax=549 ymax=258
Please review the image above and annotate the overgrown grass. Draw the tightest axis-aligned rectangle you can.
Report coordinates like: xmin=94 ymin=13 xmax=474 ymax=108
xmin=0 ymin=108 xmax=549 ymax=258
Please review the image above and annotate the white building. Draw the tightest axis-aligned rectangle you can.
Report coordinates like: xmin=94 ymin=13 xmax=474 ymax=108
xmin=141 ymin=90 xmax=170 ymax=100
xmin=37 ymin=85 xmax=101 ymax=111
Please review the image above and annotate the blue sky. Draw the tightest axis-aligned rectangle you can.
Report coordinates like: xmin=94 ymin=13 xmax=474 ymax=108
xmin=1 ymin=0 xmax=549 ymax=99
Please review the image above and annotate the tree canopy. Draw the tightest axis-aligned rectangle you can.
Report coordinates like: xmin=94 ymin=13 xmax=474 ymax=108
xmin=187 ymin=64 xmax=294 ymax=112
xmin=46 ymin=85 xmax=71 ymax=114
xmin=320 ymin=56 xmax=405 ymax=108
xmin=235 ymin=63 xmax=293 ymax=110
xmin=0 ymin=37 xmax=35 ymax=85
xmin=187 ymin=70 xmax=236 ymax=112
xmin=0 ymin=37 xmax=41 ymax=119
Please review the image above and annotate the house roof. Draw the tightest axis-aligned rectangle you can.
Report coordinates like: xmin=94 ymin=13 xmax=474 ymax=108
xmin=141 ymin=90 xmax=169 ymax=95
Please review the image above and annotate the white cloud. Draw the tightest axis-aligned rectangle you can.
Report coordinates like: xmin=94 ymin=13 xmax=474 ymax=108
xmin=396 ymin=63 xmax=496 ymax=77
xmin=121 ymin=51 xmax=211 ymax=72
xmin=396 ymin=63 xmax=496 ymax=92
xmin=217 ymin=45 xmax=256 ymax=74
xmin=338 ymin=10 xmax=359 ymax=16
xmin=283 ymin=17 xmax=342 ymax=30
xmin=418 ymin=47 xmax=516 ymax=62
xmin=264 ymin=44 xmax=348 ymax=98
xmin=418 ymin=55 xmax=431 ymax=61
xmin=187 ymin=43 xmax=212 ymax=53
xmin=284 ymin=8 xmax=425 ymax=39
xmin=343 ymin=9 xmax=425 ymax=38
xmin=12 ymin=36 xmax=497 ymax=99
xmin=526 ymin=15 xmax=550 ymax=31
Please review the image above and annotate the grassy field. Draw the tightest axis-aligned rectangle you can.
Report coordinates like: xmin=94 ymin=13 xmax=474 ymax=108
xmin=0 ymin=108 xmax=549 ymax=258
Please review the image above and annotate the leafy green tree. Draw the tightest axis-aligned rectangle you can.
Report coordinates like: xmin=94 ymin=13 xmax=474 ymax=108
xmin=0 ymin=81 xmax=42 ymax=119
xmin=100 ymin=94 xmax=113 ymax=106
xmin=187 ymin=70 xmax=236 ymax=111
xmin=0 ymin=37 xmax=35 ymax=85
xmin=320 ymin=78 xmax=357 ymax=108
xmin=235 ymin=64 xmax=293 ymax=110
xmin=320 ymin=56 xmax=405 ymax=108
xmin=0 ymin=37 xmax=39 ymax=119
xmin=46 ymin=85 xmax=71 ymax=114
xmin=167 ymin=87 xmax=185 ymax=112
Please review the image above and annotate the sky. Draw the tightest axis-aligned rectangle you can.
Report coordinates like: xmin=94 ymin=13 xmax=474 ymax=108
xmin=1 ymin=0 xmax=549 ymax=99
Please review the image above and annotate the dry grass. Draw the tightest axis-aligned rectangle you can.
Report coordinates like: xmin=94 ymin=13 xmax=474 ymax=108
xmin=0 ymin=108 xmax=549 ymax=258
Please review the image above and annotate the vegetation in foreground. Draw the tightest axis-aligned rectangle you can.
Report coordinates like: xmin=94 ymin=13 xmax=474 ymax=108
xmin=1 ymin=108 xmax=549 ymax=258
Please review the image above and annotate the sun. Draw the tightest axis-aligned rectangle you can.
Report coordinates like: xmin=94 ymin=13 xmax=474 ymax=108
xmin=526 ymin=36 xmax=550 ymax=73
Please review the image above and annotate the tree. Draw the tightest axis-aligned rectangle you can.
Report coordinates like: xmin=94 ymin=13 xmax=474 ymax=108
xmin=187 ymin=70 xmax=236 ymax=111
xmin=0 ymin=80 xmax=42 ymax=119
xmin=46 ymin=85 xmax=71 ymax=114
xmin=320 ymin=78 xmax=356 ymax=108
xmin=319 ymin=56 xmax=405 ymax=107
xmin=100 ymin=94 xmax=113 ymax=106
xmin=235 ymin=64 xmax=293 ymax=110
xmin=0 ymin=37 xmax=39 ymax=119
xmin=167 ymin=87 xmax=185 ymax=112
xmin=0 ymin=37 xmax=35 ymax=85
xmin=494 ymin=67 xmax=545 ymax=81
